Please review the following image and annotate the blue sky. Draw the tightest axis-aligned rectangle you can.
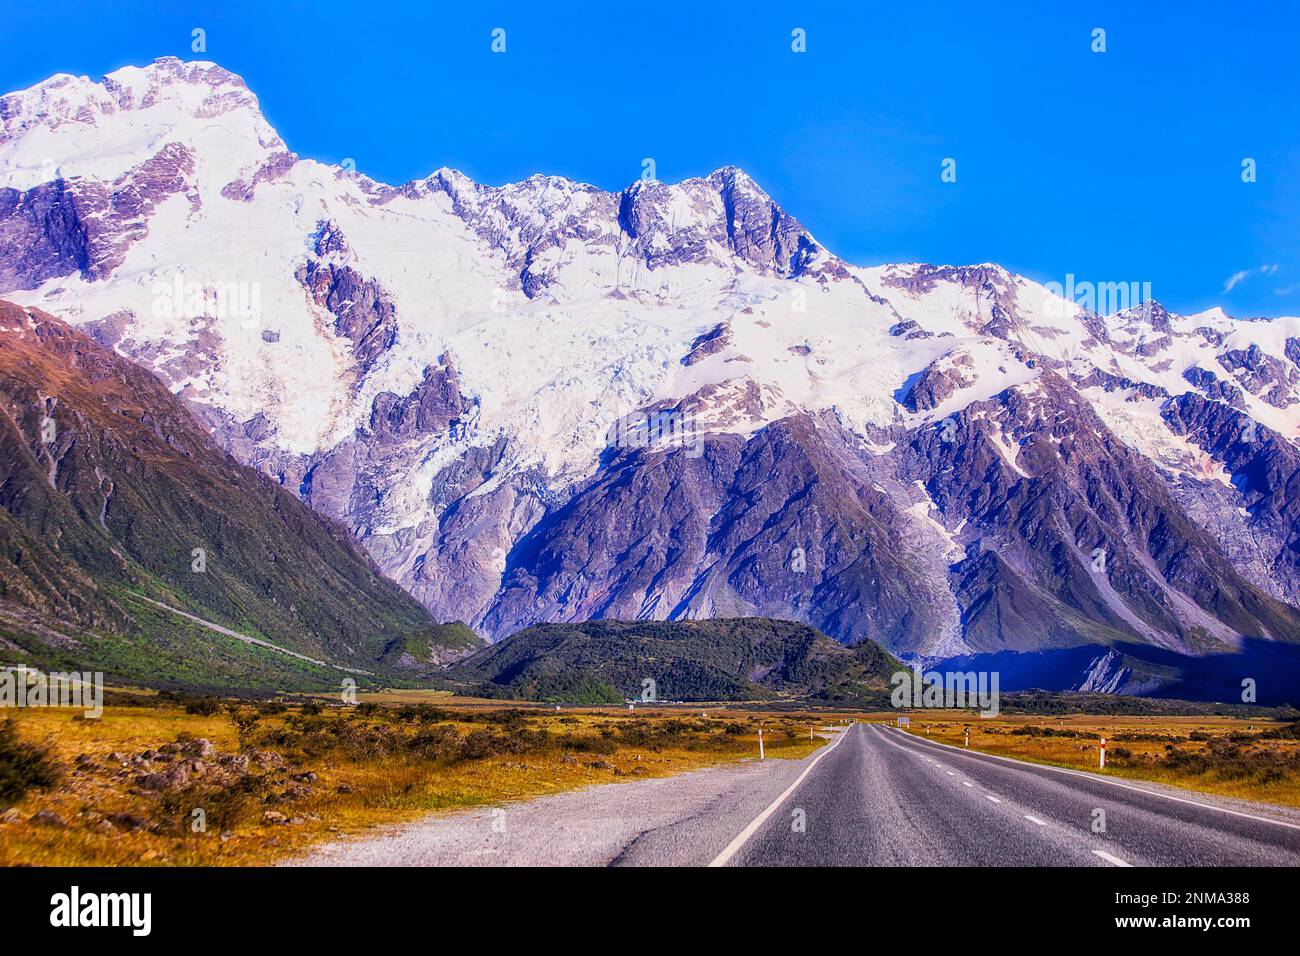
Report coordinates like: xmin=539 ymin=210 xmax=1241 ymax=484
xmin=3 ymin=0 xmax=1297 ymax=317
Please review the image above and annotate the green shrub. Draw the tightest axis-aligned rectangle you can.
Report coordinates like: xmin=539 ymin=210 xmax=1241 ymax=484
xmin=1260 ymin=720 xmax=1300 ymax=740
xmin=159 ymin=774 xmax=268 ymax=832
xmin=1010 ymin=725 xmax=1081 ymax=738
xmin=410 ymin=725 xmax=461 ymax=760
xmin=392 ymin=704 xmax=454 ymax=723
xmin=0 ymin=720 xmax=61 ymax=803
xmin=229 ymin=709 xmax=262 ymax=747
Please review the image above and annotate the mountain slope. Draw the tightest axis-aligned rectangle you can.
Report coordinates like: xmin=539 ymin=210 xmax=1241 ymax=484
xmin=446 ymin=618 xmax=904 ymax=703
xmin=0 ymin=300 xmax=481 ymax=685
xmin=2 ymin=59 xmax=1300 ymax=700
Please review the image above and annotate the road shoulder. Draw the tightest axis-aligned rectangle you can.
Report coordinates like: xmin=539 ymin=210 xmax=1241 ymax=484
xmin=288 ymin=738 xmax=834 ymax=867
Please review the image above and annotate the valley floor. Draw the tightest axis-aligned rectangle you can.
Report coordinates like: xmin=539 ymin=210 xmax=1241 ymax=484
xmin=293 ymin=724 xmax=1300 ymax=867
xmin=0 ymin=699 xmax=821 ymax=866
xmin=4 ymin=698 xmax=1300 ymax=867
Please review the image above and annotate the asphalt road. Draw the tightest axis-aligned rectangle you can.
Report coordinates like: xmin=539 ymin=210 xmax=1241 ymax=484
xmin=710 ymin=724 xmax=1300 ymax=867
xmin=294 ymin=722 xmax=1300 ymax=867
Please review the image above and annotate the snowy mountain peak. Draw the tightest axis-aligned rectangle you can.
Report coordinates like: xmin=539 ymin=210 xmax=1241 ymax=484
xmin=0 ymin=57 xmax=282 ymax=193
xmin=6 ymin=59 xmax=1300 ymax=670
xmin=1 ymin=57 xmax=258 ymax=130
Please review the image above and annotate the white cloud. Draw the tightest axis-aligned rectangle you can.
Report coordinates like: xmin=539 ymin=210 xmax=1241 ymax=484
xmin=1223 ymin=270 xmax=1251 ymax=293
xmin=1223 ymin=264 xmax=1281 ymax=293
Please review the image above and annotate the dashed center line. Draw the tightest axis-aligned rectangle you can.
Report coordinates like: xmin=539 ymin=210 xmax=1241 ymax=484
xmin=882 ymin=725 xmax=1300 ymax=835
xmin=1092 ymin=849 xmax=1132 ymax=867
xmin=878 ymin=726 xmax=1151 ymax=864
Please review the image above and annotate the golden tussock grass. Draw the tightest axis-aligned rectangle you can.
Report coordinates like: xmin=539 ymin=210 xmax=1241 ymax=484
xmin=0 ymin=699 xmax=829 ymax=866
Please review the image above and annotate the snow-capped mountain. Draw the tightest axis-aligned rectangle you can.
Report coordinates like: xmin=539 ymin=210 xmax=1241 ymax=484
xmin=4 ymin=58 xmax=1300 ymax=697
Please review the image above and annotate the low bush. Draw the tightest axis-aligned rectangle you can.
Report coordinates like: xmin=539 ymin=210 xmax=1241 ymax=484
xmin=1010 ymin=725 xmax=1081 ymax=738
xmin=158 ymin=774 xmax=268 ymax=832
xmin=0 ymin=720 xmax=61 ymax=803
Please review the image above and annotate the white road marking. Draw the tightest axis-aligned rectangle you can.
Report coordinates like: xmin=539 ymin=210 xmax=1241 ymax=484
xmin=962 ymin=781 xmax=974 ymax=788
xmin=985 ymin=795 xmax=1001 ymax=804
xmin=1024 ymin=814 xmax=1047 ymax=826
xmin=946 ymin=771 xmax=955 ymax=777
xmin=707 ymin=724 xmax=853 ymax=867
xmin=883 ymin=726 xmax=1300 ymax=833
xmin=1092 ymin=849 xmax=1132 ymax=867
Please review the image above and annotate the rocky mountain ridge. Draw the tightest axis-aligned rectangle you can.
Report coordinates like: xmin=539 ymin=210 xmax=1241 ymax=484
xmin=3 ymin=58 xmax=1300 ymax=699
xmin=0 ymin=300 xmax=481 ymax=686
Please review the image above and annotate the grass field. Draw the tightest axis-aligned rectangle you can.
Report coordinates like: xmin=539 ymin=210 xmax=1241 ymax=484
xmin=881 ymin=712 xmax=1300 ymax=808
xmin=0 ymin=694 xmax=832 ymax=866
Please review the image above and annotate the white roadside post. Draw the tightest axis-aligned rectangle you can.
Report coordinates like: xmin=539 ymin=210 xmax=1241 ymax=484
xmin=758 ymin=728 xmax=765 ymax=761
xmin=1100 ymin=737 xmax=1106 ymax=769
xmin=964 ymin=727 xmax=970 ymax=748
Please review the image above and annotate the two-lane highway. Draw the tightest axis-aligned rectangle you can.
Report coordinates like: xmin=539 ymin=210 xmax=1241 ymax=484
xmin=713 ymin=723 xmax=1300 ymax=866
xmin=297 ymin=721 xmax=1300 ymax=866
